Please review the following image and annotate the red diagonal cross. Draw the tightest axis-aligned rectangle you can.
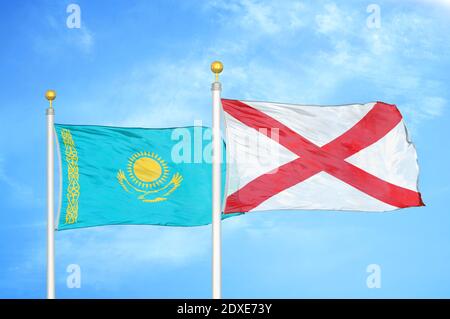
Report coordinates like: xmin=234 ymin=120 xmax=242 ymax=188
xmin=222 ymin=99 xmax=424 ymax=213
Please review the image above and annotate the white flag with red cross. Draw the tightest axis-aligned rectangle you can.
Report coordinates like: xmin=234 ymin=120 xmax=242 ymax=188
xmin=222 ymin=99 xmax=424 ymax=214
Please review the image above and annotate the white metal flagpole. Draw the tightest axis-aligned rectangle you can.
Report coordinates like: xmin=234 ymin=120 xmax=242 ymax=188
xmin=211 ymin=61 xmax=223 ymax=299
xmin=45 ymin=90 xmax=56 ymax=299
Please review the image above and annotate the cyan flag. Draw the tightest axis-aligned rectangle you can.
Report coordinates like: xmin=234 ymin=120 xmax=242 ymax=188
xmin=54 ymin=124 xmax=236 ymax=230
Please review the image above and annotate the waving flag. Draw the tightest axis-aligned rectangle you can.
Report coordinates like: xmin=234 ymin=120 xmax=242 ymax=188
xmin=54 ymin=124 xmax=235 ymax=230
xmin=222 ymin=99 xmax=424 ymax=214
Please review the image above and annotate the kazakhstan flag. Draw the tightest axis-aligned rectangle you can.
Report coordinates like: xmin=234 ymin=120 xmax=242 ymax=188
xmin=55 ymin=124 xmax=235 ymax=230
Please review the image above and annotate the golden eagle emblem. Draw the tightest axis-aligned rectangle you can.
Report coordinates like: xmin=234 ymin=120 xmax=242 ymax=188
xmin=117 ymin=151 xmax=182 ymax=202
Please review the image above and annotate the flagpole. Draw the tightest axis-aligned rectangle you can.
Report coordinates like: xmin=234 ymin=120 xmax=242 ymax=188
xmin=45 ymin=90 xmax=56 ymax=299
xmin=211 ymin=61 xmax=223 ymax=299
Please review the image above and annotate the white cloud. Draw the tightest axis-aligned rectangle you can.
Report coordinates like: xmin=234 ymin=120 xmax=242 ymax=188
xmin=423 ymin=96 xmax=447 ymax=117
xmin=0 ymin=156 xmax=41 ymax=206
xmin=75 ymin=27 xmax=94 ymax=53
xmin=404 ymin=96 xmax=447 ymax=125
xmin=315 ymin=3 xmax=352 ymax=35
xmin=53 ymin=218 xmax=254 ymax=289
xmin=307 ymin=3 xmax=448 ymax=123
xmin=118 ymin=58 xmax=212 ymax=127
xmin=205 ymin=0 xmax=306 ymax=36
xmin=203 ymin=2 xmax=445 ymax=102
xmin=73 ymin=1 xmax=447 ymax=129
xmin=57 ymin=226 xmax=210 ymax=267
xmin=32 ymin=14 xmax=94 ymax=56
xmin=418 ymin=0 xmax=450 ymax=8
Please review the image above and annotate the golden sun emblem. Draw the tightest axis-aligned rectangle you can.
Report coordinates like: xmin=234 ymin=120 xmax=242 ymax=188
xmin=117 ymin=151 xmax=182 ymax=203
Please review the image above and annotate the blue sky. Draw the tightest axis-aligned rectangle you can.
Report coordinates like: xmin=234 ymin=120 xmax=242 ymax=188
xmin=1 ymin=0 xmax=450 ymax=298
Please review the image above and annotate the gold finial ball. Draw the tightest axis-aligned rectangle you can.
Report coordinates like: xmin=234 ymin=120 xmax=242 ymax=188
xmin=45 ymin=90 xmax=57 ymax=101
xmin=211 ymin=61 xmax=223 ymax=74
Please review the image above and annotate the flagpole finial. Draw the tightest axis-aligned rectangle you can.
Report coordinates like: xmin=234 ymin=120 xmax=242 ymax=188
xmin=45 ymin=90 xmax=57 ymax=108
xmin=211 ymin=61 xmax=223 ymax=82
